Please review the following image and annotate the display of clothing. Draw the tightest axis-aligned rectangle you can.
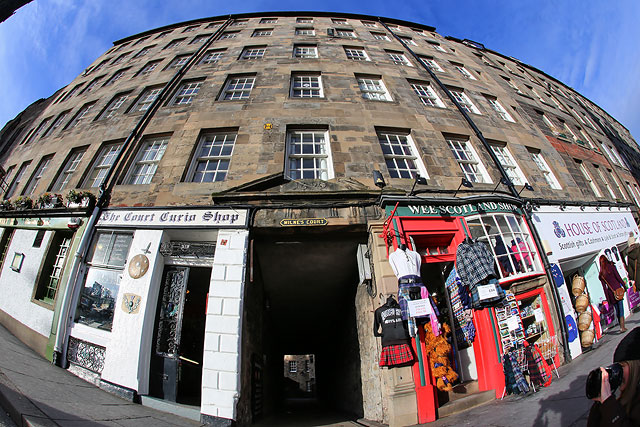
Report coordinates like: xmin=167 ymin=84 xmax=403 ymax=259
xmin=494 ymin=236 xmax=513 ymax=275
xmin=510 ymin=238 xmax=532 ymax=271
xmin=503 ymin=351 xmax=529 ymax=395
xmin=378 ymin=343 xmax=414 ymax=367
xmin=524 ymin=342 xmax=551 ymax=388
xmin=444 ymin=267 xmax=475 ymax=346
xmin=374 ymin=296 xmax=411 ymax=347
xmin=389 ymin=246 xmax=421 ymax=278
xmin=397 ymin=277 xmax=441 ymax=337
xmin=456 ymin=238 xmax=505 ymax=309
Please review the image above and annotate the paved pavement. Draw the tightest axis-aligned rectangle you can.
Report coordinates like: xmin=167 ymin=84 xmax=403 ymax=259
xmin=425 ymin=311 xmax=640 ymax=427
xmin=0 ymin=323 xmax=202 ymax=427
xmin=0 ymin=312 xmax=637 ymax=427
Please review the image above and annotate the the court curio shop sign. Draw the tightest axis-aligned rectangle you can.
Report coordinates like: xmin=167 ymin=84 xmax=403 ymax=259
xmin=97 ymin=208 xmax=248 ymax=228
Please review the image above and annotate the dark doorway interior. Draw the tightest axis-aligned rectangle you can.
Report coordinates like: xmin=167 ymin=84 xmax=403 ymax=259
xmin=149 ymin=266 xmax=210 ymax=405
xmin=251 ymin=230 xmax=365 ymax=425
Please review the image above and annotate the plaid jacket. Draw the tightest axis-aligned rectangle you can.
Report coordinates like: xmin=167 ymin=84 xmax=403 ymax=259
xmin=456 ymin=240 xmax=496 ymax=288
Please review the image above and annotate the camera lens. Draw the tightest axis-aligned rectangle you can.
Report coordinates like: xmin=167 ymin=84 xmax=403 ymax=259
xmin=607 ymin=363 xmax=624 ymax=393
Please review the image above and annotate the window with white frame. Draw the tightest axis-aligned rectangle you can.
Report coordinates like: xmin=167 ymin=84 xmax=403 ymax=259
xmin=502 ymin=76 xmax=520 ymax=92
xmin=164 ymin=38 xmax=186 ymax=49
xmin=609 ymin=170 xmax=626 ymax=200
xmin=66 ymin=102 xmax=97 ymax=129
xmin=452 ymin=63 xmax=475 ymax=80
xmin=75 ymin=230 xmax=133 ymax=331
xmin=136 ymin=60 xmax=162 ymax=76
xmin=371 ymin=32 xmax=390 ymax=41
xmin=183 ymin=25 xmax=199 ymax=33
xmin=155 ymin=30 xmax=173 ymax=39
xmin=169 ymin=54 xmax=191 ymax=69
xmin=252 ymin=29 xmax=272 ymax=37
xmin=410 ymin=81 xmax=445 ymax=108
xmin=220 ymin=75 xmax=255 ymax=100
xmin=220 ymin=31 xmax=239 ymax=39
xmin=485 ymin=95 xmax=514 ymax=122
xmin=34 ymin=231 xmax=73 ymax=305
xmin=549 ymin=95 xmax=565 ymax=111
xmin=446 ymin=137 xmax=490 ymax=183
xmin=577 ymin=162 xmax=602 ymax=197
xmin=111 ymin=52 xmax=131 ymax=65
xmin=561 ymin=121 xmax=577 ymax=141
xmin=23 ymin=117 xmax=51 ymax=144
xmin=344 ymin=47 xmax=369 ymax=61
xmin=583 ymin=114 xmax=596 ymax=129
xmin=629 ymin=183 xmax=640 ymax=207
xmin=260 ymin=18 xmax=277 ymax=24
xmin=4 ymin=162 xmax=30 ymax=199
xmin=291 ymin=74 xmax=323 ymax=98
xmin=336 ymin=29 xmax=356 ymax=38
xmin=22 ymin=155 xmax=53 ymax=195
xmin=289 ymin=361 xmax=297 ymax=373
xmin=131 ymin=85 xmax=164 ymax=112
xmin=293 ymin=45 xmax=318 ymax=58
xmin=419 ymin=56 xmax=443 ymax=72
xmin=529 ymin=150 xmax=561 ymax=190
xmin=448 ymin=88 xmax=480 ymax=114
xmin=133 ymin=45 xmax=154 ymax=59
xmin=82 ymin=76 xmax=104 ymax=94
xmin=399 ymin=36 xmax=416 ymax=46
xmin=90 ymin=60 xmax=109 ymax=75
xmin=188 ymin=132 xmax=236 ymax=182
xmin=466 ymin=213 xmax=543 ymax=279
xmin=61 ymin=83 xmax=84 ymax=102
xmin=200 ymin=49 xmax=224 ymax=64
xmin=133 ymin=37 xmax=149 ymax=45
xmin=286 ymin=129 xmax=333 ymax=180
xmin=578 ymin=129 xmax=595 ymax=149
xmin=83 ymin=142 xmax=123 ymax=188
xmin=241 ymin=46 xmax=266 ymax=59
xmin=51 ymin=148 xmax=86 ymax=191
xmin=361 ymin=21 xmax=377 ymax=28
xmin=295 ymin=27 xmax=315 ymax=36
xmin=43 ymin=111 xmax=70 ymax=137
xmin=594 ymin=166 xmax=616 ymax=199
xmin=540 ymin=112 xmax=555 ymax=131
xmin=357 ymin=76 xmax=391 ymax=101
xmin=530 ymin=86 xmax=545 ymax=103
xmin=171 ymin=80 xmax=203 ymax=105
xmin=490 ymin=144 xmax=527 ymax=186
xmin=126 ymin=136 xmax=169 ymax=184
xmin=190 ymin=34 xmax=210 ymax=44
xmin=377 ymin=130 xmax=428 ymax=179
xmin=230 ymin=19 xmax=248 ymax=26
xmin=98 ymin=93 xmax=130 ymax=120
xmin=104 ymin=68 xmax=128 ymax=86
xmin=387 ymin=50 xmax=411 ymax=66
xmin=429 ymin=42 xmax=446 ymax=52
xmin=332 ymin=18 xmax=347 ymax=24
xmin=297 ymin=18 xmax=313 ymax=24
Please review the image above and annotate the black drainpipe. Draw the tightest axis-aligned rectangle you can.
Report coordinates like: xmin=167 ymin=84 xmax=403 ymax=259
xmin=378 ymin=19 xmax=572 ymax=362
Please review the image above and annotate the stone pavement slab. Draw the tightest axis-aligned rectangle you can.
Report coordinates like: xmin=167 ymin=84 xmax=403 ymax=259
xmin=0 ymin=323 xmax=202 ymax=427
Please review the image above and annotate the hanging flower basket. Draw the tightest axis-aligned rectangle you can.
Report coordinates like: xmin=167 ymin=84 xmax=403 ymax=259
xmin=15 ymin=196 xmax=33 ymax=210
xmin=37 ymin=193 xmax=64 ymax=209
xmin=66 ymin=190 xmax=96 ymax=209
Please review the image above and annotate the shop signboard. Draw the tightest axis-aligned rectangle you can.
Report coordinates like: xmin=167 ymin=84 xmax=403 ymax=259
xmin=387 ymin=201 xmax=521 ymax=217
xmin=532 ymin=207 xmax=639 ymax=260
xmin=628 ymin=288 xmax=640 ymax=310
xmin=97 ymin=208 xmax=248 ymax=228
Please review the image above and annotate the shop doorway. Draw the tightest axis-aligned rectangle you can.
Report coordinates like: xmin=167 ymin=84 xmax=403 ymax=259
xmin=250 ymin=231 xmax=365 ymax=424
xmin=149 ymin=266 xmax=211 ymax=405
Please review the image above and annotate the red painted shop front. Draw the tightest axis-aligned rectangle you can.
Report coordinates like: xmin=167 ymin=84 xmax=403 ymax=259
xmin=381 ymin=200 xmax=555 ymax=423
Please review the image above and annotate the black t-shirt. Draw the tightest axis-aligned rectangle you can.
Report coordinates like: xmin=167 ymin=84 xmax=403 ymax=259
xmin=374 ymin=302 xmax=410 ymax=347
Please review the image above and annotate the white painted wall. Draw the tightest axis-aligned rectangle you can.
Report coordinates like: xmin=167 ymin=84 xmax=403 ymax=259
xmin=201 ymin=230 xmax=248 ymax=420
xmin=101 ymin=229 xmax=165 ymax=392
xmin=0 ymin=229 xmax=55 ymax=337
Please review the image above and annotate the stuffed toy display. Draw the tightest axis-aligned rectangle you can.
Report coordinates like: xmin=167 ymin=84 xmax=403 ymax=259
xmin=424 ymin=322 xmax=458 ymax=391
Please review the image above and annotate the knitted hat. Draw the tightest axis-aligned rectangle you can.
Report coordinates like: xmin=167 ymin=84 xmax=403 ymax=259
xmin=628 ymin=232 xmax=637 ymax=247
xmin=613 ymin=327 xmax=640 ymax=362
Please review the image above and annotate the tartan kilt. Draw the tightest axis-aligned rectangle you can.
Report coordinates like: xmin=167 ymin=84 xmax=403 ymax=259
xmin=379 ymin=343 xmax=414 ymax=367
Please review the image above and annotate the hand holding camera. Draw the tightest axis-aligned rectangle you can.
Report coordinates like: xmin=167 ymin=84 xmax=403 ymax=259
xmin=586 ymin=363 xmax=624 ymax=402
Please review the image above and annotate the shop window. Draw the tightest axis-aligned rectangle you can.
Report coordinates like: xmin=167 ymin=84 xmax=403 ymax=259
xmin=0 ymin=229 xmax=15 ymax=270
xmin=74 ymin=231 xmax=133 ymax=331
xmin=466 ymin=213 xmax=542 ymax=280
xmin=34 ymin=231 xmax=73 ymax=304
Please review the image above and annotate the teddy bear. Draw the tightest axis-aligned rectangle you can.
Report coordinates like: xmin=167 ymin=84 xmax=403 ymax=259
xmin=424 ymin=322 xmax=458 ymax=391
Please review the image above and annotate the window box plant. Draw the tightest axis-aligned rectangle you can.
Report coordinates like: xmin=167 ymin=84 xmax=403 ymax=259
xmin=0 ymin=200 xmax=13 ymax=211
xmin=37 ymin=193 xmax=64 ymax=209
xmin=15 ymin=196 xmax=33 ymax=210
xmin=67 ymin=190 xmax=96 ymax=209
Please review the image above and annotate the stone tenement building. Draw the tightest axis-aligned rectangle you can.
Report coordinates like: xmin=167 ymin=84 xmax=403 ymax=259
xmin=0 ymin=11 xmax=639 ymax=427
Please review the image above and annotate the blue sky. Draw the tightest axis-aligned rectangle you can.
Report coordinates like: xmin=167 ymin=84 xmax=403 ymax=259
xmin=1 ymin=1 xmax=639 ymax=142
